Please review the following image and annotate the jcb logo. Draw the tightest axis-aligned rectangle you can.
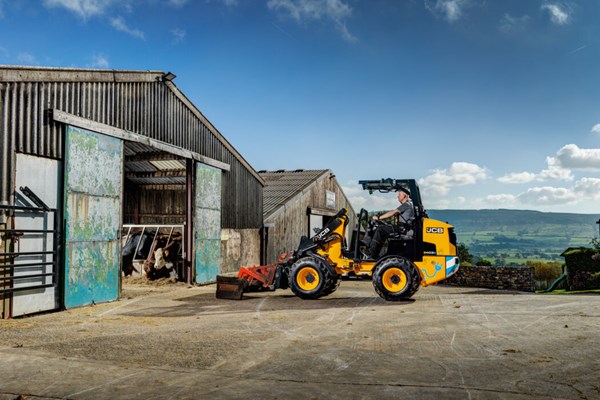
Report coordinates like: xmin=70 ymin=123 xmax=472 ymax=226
xmin=314 ymin=227 xmax=330 ymax=240
xmin=426 ymin=227 xmax=444 ymax=234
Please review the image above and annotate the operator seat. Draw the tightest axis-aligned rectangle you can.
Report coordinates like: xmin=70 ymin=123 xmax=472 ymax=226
xmin=385 ymin=204 xmax=416 ymax=258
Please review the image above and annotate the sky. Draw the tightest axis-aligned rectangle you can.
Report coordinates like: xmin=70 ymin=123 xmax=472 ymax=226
xmin=1 ymin=0 xmax=600 ymax=214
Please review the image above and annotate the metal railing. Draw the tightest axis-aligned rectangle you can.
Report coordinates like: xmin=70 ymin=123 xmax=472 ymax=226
xmin=1 ymin=204 xmax=58 ymax=295
xmin=122 ymin=224 xmax=186 ymax=280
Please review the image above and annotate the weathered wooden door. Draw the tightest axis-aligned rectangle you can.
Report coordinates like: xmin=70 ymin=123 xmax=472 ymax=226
xmin=194 ymin=163 xmax=221 ymax=284
xmin=63 ymin=126 xmax=123 ymax=309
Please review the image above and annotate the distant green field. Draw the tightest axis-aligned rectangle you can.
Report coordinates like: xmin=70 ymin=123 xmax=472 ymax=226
xmin=428 ymin=209 xmax=600 ymax=265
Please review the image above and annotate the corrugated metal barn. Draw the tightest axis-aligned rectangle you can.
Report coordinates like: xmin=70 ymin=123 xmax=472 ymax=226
xmin=0 ymin=66 xmax=263 ymax=318
xmin=260 ymin=169 xmax=356 ymax=264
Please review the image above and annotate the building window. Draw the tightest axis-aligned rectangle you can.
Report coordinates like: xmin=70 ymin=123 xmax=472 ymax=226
xmin=326 ymin=190 xmax=336 ymax=209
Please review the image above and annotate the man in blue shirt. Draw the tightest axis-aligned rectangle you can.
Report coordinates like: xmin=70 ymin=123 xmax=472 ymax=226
xmin=365 ymin=187 xmax=415 ymax=258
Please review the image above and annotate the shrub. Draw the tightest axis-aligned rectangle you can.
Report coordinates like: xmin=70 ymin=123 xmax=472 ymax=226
xmin=526 ymin=261 xmax=563 ymax=282
xmin=571 ymin=271 xmax=600 ymax=291
xmin=561 ymin=247 xmax=600 ymax=290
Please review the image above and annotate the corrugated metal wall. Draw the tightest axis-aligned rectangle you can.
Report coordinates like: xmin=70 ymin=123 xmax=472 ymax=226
xmin=0 ymin=69 xmax=262 ymax=229
xmin=123 ymin=187 xmax=186 ymax=225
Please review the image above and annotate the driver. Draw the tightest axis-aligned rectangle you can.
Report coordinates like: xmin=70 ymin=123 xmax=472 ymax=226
xmin=364 ymin=187 xmax=415 ymax=258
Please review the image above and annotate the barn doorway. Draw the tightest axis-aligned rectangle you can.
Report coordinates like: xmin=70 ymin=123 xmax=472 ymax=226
xmin=121 ymin=141 xmax=189 ymax=283
xmin=121 ymin=140 xmax=223 ymax=285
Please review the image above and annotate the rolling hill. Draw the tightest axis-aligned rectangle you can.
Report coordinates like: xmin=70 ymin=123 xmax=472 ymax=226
xmin=427 ymin=209 xmax=600 ymax=264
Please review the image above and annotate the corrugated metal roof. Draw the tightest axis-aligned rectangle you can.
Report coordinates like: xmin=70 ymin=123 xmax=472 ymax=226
xmin=124 ymin=141 xmax=186 ymax=186
xmin=260 ymin=169 xmax=329 ymax=218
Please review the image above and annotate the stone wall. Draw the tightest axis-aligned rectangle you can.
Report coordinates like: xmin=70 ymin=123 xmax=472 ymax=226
xmin=220 ymin=228 xmax=261 ymax=274
xmin=444 ymin=266 xmax=535 ymax=292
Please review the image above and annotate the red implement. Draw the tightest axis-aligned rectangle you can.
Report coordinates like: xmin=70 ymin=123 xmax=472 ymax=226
xmin=215 ymin=253 xmax=288 ymax=300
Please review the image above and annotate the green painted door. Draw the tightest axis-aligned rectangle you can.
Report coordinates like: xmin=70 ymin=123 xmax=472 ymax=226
xmin=64 ymin=126 xmax=123 ymax=309
xmin=194 ymin=163 xmax=221 ymax=284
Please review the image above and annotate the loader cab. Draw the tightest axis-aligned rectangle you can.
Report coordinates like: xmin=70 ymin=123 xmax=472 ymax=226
xmin=353 ymin=179 xmax=428 ymax=262
xmin=385 ymin=211 xmax=420 ymax=260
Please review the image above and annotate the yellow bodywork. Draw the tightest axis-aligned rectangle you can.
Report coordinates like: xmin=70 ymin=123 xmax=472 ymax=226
xmin=315 ymin=214 xmax=459 ymax=287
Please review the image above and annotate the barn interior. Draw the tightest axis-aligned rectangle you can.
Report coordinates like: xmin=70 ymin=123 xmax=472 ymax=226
xmin=121 ymin=141 xmax=189 ymax=281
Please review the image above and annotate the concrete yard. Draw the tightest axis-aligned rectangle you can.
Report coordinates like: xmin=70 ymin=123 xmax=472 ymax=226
xmin=1 ymin=281 xmax=599 ymax=400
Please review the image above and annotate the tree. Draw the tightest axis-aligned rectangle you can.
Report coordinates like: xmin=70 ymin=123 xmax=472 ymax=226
xmin=476 ymin=259 xmax=492 ymax=267
xmin=526 ymin=260 xmax=562 ymax=282
xmin=457 ymin=243 xmax=473 ymax=266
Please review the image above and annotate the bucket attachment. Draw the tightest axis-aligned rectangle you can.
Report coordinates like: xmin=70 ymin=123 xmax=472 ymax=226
xmin=216 ymin=253 xmax=288 ymax=300
xmin=216 ymin=275 xmax=248 ymax=300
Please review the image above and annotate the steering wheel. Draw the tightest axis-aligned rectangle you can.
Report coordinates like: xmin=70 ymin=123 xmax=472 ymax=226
xmin=368 ymin=217 xmax=391 ymax=233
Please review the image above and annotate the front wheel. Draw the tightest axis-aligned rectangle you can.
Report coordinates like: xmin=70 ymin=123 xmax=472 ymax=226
xmin=372 ymin=257 xmax=420 ymax=301
xmin=288 ymin=257 xmax=335 ymax=300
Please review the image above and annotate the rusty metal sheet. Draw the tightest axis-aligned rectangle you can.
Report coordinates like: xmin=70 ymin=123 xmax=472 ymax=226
xmin=64 ymin=126 xmax=123 ymax=309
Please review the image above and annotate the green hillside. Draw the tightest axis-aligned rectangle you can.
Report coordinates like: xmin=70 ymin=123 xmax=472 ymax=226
xmin=427 ymin=209 xmax=600 ymax=264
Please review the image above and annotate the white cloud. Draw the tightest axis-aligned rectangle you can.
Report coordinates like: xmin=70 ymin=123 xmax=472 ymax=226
xmin=425 ymin=0 xmax=469 ymax=23
xmin=267 ymin=0 xmax=356 ymax=42
xmin=573 ymin=178 xmax=600 ymax=200
xmin=168 ymin=0 xmax=190 ymax=7
xmin=497 ymin=144 xmax=600 ymax=184
xmin=110 ymin=16 xmax=144 ymax=39
xmin=43 ymin=0 xmax=115 ymax=19
xmin=591 ymin=124 xmax=600 ymax=135
xmin=482 ymin=177 xmax=600 ymax=209
xmin=469 ymin=194 xmax=517 ymax=209
xmin=500 ymin=178 xmax=599 ymax=207
xmin=538 ymin=156 xmax=574 ymax=180
xmin=171 ymin=28 xmax=186 ymax=43
xmin=517 ymin=186 xmax=578 ymax=205
xmin=88 ymin=53 xmax=109 ymax=68
xmin=221 ymin=0 xmax=239 ymax=6
xmin=17 ymin=52 xmax=38 ymax=65
xmin=541 ymin=2 xmax=570 ymax=25
xmin=552 ymin=144 xmax=600 ymax=171
xmin=498 ymin=171 xmax=537 ymax=184
xmin=485 ymin=194 xmax=517 ymax=204
xmin=499 ymin=14 xmax=530 ymax=34
xmin=419 ymin=162 xmax=488 ymax=197
xmin=342 ymin=182 xmax=409 ymax=212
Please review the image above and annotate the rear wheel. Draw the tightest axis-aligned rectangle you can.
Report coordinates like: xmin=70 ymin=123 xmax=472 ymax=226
xmin=372 ymin=257 xmax=420 ymax=301
xmin=289 ymin=257 xmax=336 ymax=300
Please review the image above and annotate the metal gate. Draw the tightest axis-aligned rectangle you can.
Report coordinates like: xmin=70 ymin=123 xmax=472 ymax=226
xmin=1 ymin=190 xmax=58 ymax=319
xmin=1 ymin=152 xmax=61 ymax=318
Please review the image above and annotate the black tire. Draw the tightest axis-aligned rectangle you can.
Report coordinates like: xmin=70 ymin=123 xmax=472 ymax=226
xmin=288 ymin=256 xmax=336 ymax=300
xmin=321 ymin=275 xmax=341 ymax=297
xmin=372 ymin=257 xmax=420 ymax=301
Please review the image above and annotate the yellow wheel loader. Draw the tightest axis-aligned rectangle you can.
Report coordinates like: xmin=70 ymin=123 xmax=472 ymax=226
xmin=216 ymin=178 xmax=459 ymax=301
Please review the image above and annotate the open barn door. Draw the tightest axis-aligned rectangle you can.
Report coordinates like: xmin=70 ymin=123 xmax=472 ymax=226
xmin=194 ymin=163 xmax=221 ymax=284
xmin=63 ymin=126 xmax=123 ymax=309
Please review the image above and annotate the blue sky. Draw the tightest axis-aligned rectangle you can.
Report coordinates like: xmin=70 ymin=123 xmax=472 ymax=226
xmin=1 ymin=0 xmax=600 ymax=213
